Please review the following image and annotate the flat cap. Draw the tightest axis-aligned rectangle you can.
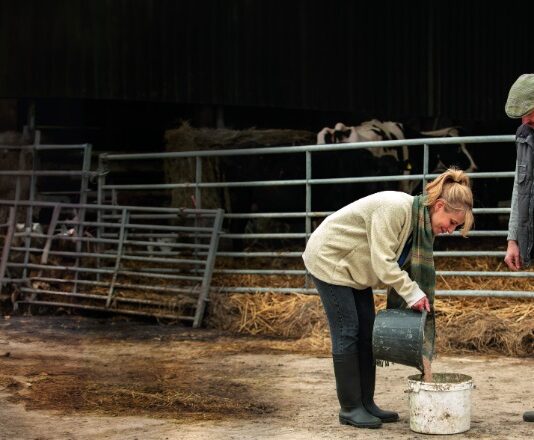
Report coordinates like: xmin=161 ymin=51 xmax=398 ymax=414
xmin=505 ymin=74 xmax=534 ymax=118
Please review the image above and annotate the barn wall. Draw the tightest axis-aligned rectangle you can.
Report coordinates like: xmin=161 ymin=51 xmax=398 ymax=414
xmin=0 ymin=0 xmax=533 ymax=121
xmin=432 ymin=2 xmax=533 ymax=121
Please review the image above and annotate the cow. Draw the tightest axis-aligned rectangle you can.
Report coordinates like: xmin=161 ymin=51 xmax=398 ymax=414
xmin=317 ymin=119 xmax=478 ymax=195
xmin=317 ymin=119 xmax=411 ymax=194
xmin=317 ymin=119 xmax=406 ymax=161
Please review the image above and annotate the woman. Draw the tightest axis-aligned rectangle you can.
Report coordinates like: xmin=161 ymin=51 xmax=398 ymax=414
xmin=302 ymin=167 xmax=474 ymax=429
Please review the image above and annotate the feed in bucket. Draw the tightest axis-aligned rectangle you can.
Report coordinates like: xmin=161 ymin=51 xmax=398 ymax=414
xmin=422 ymin=355 xmax=432 ymax=382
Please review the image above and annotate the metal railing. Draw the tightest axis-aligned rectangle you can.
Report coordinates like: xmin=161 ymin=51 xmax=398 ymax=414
xmin=97 ymin=134 xmax=533 ymax=298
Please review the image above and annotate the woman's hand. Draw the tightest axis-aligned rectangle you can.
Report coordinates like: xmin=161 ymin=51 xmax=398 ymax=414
xmin=411 ymin=296 xmax=430 ymax=313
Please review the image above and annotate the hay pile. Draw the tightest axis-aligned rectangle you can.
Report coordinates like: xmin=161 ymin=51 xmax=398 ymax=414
xmin=165 ymin=121 xmax=315 ymax=152
xmin=208 ymin=293 xmax=532 ymax=357
xmin=163 ymin=121 xmax=315 ymax=209
xmin=207 ymin=257 xmax=533 ymax=357
xmin=434 ymin=297 xmax=532 ymax=355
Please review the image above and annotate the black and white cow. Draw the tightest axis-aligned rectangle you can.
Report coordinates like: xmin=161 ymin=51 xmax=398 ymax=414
xmin=317 ymin=119 xmax=411 ymax=192
xmin=317 ymin=119 xmax=477 ymax=195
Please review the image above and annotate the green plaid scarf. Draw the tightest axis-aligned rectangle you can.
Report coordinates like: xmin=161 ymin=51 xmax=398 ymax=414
xmin=378 ymin=195 xmax=436 ymax=368
xmin=386 ymin=194 xmax=436 ymax=310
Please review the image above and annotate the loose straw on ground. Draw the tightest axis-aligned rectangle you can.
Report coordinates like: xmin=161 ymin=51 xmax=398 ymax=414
xmin=208 ymin=257 xmax=533 ymax=357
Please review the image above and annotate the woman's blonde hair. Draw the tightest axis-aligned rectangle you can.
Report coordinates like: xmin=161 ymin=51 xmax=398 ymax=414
xmin=424 ymin=167 xmax=474 ymax=236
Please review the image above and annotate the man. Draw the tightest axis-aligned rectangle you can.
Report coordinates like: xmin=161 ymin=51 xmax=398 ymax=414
xmin=503 ymin=73 xmax=534 ymax=424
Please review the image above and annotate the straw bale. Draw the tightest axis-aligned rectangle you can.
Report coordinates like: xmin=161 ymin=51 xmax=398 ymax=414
xmin=163 ymin=121 xmax=315 ymax=209
xmin=165 ymin=120 xmax=315 ymax=152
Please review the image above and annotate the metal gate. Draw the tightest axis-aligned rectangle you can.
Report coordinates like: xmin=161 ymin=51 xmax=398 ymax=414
xmin=0 ymin=200 xmax=224 ymax=326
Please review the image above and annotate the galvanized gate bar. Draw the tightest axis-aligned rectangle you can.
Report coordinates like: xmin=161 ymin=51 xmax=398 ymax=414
xmin=0 ymin=207 xmax=16 ymax=290
xmin=0 ymin=199 xmax=220 ymax=214
xmin=7 ymin=262 xmax=204 ymax=280
xmin=72 ymin=143 xmax=93 ymax=295
xmin=40 ymin=204 xmax=62 ymax=264
xmin=19 ymin=286 xmax=202 ymax=308
xmin=103 ymin=135 xmax=516 ymax=159
xmin=99 ymin=171 xmax=516 ymax=190
xmin=106 ymin=208 xmax=128 ymax=307
xmin=14 ymin=148 xmax=25 ymax=202
xmin=193 ymin=208 xmax=224 ymax=328
xmin=28 ymin=277 xmax=205 ymax=294
xmin=14 ymin=299 xmax=195 ymax=321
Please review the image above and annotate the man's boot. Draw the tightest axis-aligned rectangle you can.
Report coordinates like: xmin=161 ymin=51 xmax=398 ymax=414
xmin=332 ymin=353 xmax=382 ymax=429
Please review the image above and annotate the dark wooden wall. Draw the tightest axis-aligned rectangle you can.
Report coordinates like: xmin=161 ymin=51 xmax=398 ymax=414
xmin=1 ymin=0 xmax=533 ymax=122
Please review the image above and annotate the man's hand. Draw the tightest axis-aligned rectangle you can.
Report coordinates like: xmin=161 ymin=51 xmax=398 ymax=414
xmin=411 ymin=296 xmax=430 ymax=313
xmin=504 ymin=240 xmax=522 ymax=271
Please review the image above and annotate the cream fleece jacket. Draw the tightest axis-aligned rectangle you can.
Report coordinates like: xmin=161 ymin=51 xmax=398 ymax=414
xmin=302 ymin=191 xmax=426 ymax=307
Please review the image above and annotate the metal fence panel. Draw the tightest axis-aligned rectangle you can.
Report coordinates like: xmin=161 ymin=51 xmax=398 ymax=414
xmin=97 ymin=135 xmax=531 ymax=298
xmin=0 ymin=200 xmax=224 ymax=325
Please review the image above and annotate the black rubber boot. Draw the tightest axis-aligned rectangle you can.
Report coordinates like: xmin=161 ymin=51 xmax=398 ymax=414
xmin=354 ymin=288 xmax=400 ymax=423
xmin=359 ymin=354 xmax=400 ymax=422
xmin=523 ymin=411 xmax=534 ymax=422
xmin=332 ymin=353 xmax=382 ymax=429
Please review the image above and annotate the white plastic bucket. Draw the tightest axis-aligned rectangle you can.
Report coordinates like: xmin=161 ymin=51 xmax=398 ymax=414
xmin=407 ymin=373 xmax=474 ymax=434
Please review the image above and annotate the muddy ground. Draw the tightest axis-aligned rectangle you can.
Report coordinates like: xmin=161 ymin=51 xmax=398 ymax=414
xmin=0 ymin=315 xmax=532 ymax=440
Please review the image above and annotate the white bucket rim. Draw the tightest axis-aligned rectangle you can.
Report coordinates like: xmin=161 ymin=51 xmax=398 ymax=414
xmin=408 ymin=373 xmax=473 ymax=392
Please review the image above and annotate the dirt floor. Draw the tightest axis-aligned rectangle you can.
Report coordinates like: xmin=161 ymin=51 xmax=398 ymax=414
xmin=0 ymin=315 xmax=532 ymax=440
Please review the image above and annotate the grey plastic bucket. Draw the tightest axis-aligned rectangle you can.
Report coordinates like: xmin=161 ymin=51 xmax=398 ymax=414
xmin=372 ymin=309 xmax=435 ymax=371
